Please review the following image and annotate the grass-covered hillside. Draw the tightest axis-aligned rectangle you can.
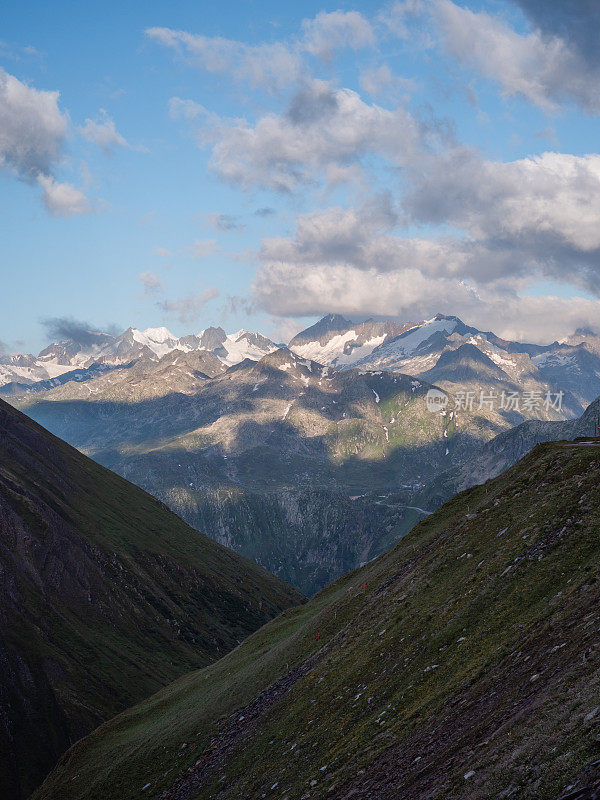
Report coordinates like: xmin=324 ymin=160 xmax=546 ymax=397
xmin=34 ymin=438 xmax=600 ymax=800
xmin=0 ymin=399 xmax=302 ymax=799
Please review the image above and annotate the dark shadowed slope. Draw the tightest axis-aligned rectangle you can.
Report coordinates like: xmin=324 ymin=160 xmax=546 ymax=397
xmin=0 ymin=398 xmax=302 ymax=799
xmin=34 ymin=438 xmax=600 ymax=800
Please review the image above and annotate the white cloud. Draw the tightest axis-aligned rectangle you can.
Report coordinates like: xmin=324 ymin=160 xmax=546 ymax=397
xmin=254 ymin=259 xmax=600 ymax=344
xmin=147 ymin=10 xmax=374 ymax=94
xmin=252 ymin=175 xmax=600 ymax=344
xmin=405 ymin=149 xmax=600 ymax=291
xmin=255 ymin=146 xmax=600 ymax=295
xmin=359 ymin=64 xmax=416 ymax=97
xmin=301 ymin=10 xmax=375 ymax=60
xmin=379 ymin=0 xmax=428 ymax=40
xmin=146 ymin=27 xmax=305 ymax=93
xmin=0 ymin=68 xmax=92 ymax=215
xmin=157 ymin=287 xmax=220 ymax=322
xmin=172 ymin=81 xmax=421 ymax=193
xmin=139 ymin=271 xmax=164 ymax=295
xmin=38 ymin=175 xmax=91 ymax=217
xmin=432 ymin=0 xmax=600 ymax=113
xmin=79 ymin=111 xmax=129 ymax=154
xmin=0 ymin=67 xmax=67 ymax=178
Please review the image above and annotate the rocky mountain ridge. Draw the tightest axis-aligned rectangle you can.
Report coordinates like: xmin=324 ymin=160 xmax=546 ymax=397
xmin=0 ymin=325 xmax=277 ymax=391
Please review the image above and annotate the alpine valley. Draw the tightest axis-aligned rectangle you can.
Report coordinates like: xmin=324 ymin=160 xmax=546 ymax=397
xmin=4 ymin=313 xmax=600 ymax=596
xmin=32 ymin=435 xmax=600 ymax=800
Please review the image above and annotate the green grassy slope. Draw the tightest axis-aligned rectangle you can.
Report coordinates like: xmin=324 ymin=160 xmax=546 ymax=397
xmin=0 ymin=399 xmax=303 ymax=799
xmin=33 ymin=439 xmax=600 ymax=800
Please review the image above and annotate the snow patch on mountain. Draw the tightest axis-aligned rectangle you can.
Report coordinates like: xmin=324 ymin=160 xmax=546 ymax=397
xmin=219 ymin=330 xmax=277 ymax=365
xmin=372 ymin=317 xmax=458 ymax=360
xmin=130 ymin=327 xmax=178 ymax=357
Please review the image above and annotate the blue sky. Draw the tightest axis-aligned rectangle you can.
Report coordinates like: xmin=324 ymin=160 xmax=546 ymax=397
xmin=2 ymin=0 xmax=600 ymax=353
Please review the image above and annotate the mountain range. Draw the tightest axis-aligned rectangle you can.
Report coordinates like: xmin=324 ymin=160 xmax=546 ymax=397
xmin=5 ymin=311 xmax=600 ymax=798
xmin=32 ymin=433 xmax=600 ymax=800
xmin=0 ymin=325 xmax=277 ymax=393
xmin=290 ymin=313 xmax=600 ymax=417
xmin=5 ymin=312 xmax=600 ymax=596
xmin=6 ymin=313 xmax=600 ymax=419
xmin=0 ymin=398 xmax=301 ymax=799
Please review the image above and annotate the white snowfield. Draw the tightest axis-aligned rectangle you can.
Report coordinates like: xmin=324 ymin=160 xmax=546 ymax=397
xmin=292 ymin=330 xmax=387 ymax=367
xmin=218 ymin=330 xmax=278 ymax=366
xmin=127 ymin=326 xmax=277 ymax=364
xmin=294 ymin=330 xmax=385 ymax=367
xmin=130 ymin=326 xmax=179 ymax=357
xmin=369 ymin=317 xmax=458 ymax=361
xmin=290 ymin=317 xmax=458 ymax=369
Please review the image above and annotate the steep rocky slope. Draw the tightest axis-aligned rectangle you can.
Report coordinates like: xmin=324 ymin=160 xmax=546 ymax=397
xmin=12 ymin=348 xmax=500 ymax=594
xmin=0 ymin=399 xmax=302 ymax=799
xmin=33 ymin=439 xmax=600 ymax=800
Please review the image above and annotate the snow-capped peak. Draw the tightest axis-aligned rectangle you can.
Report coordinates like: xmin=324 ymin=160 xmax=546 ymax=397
xmin=230 ymin=329 xmax=248 ymax=341
xmin=132 ymin=327 xmax=176 ymax=345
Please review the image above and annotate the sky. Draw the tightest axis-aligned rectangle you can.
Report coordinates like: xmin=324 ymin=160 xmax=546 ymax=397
xmin=2 ymin=0 xmax=600 ymax=354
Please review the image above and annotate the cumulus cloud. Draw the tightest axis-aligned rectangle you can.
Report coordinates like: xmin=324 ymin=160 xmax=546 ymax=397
xmin=0 ymin=67 xmax=67 ymax=177
xmin=252 ymin=165 xmax=600 ymax=344
xmin=79 ymin=110 xmax=129 ymax=155
xmin=359 ymin=64 xmax=416 ymax=97
xmin=157 ymin=287 xmax=220 ymax=323
xmin=256 ymin=147 xmax=600 ymax=295
xmin=379 ymin=0 xmax=428 ymax=39
xmin=0 ymin=68 xmax=91 ymax=214
xmin=38 ymin=174 xmax=91 ymax=216
xmin=513 ymin=0 xmax=600 ymax=67
xmin=286 ymin=83 xmax=339 ymax=125
xmin=255 ymin=259 xmax=600 ymax=343
xmin=405 ymin=149 xmax=600 ymax=291
xmin=146 ymin=10 xmax=375 ymax=93
xmin=172 ymin=81 xmax=421 ymax=193
xmin=432 ymin=0 xmax=600 ymax=113
xmin=139 ymin=271 xmax=164 ymax=295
